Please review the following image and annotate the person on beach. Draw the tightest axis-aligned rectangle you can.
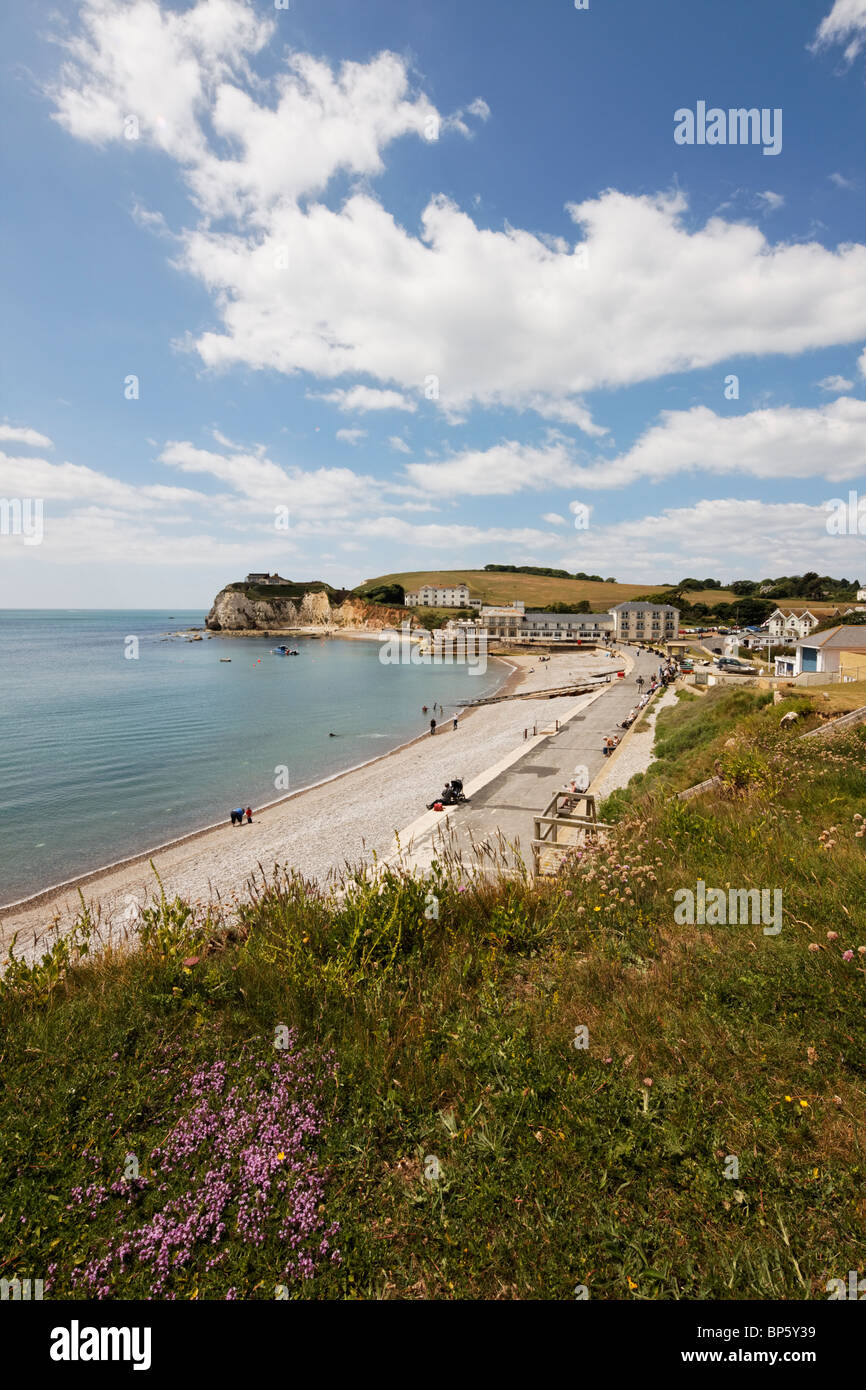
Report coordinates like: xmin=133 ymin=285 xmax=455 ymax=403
xmin=422 ymin=705 xmax=428 ymax=713
xmin=245 ymin=807 xmax=253 ymax=823
xmin=430 ymin=718 xmax=437 ymax=735
xmin=230 ymin=807 xmax=244 ymax=826
xmin=453 ymin=716 xmax=458 ymax=730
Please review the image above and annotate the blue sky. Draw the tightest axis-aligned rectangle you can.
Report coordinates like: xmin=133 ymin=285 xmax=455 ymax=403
xmin=2 ymin=0 xmax=866 ymax=606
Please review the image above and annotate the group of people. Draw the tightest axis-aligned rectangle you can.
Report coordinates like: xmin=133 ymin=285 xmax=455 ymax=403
xmin=620 ymin=667 xmax=675 ymax=730
xmin=601 ymin=735 xmax=620 ymax=757
xmin=229 ymin=806 xmax=253 ymax=826
xmin=425 ymin=705 xmax=459 ymax=734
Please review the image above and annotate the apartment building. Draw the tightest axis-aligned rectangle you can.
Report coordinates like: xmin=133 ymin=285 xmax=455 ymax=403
xmin=610 ymin=602 xmax=679 ymax=643
xmin=474 ymin=602 xmax=525 ymax=639
xmin=521 ymin=611 xmax=615 ymax=642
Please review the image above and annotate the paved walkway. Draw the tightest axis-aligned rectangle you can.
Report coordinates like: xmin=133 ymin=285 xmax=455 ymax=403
xmin=391 ymin=647 xmax=662 ymax=875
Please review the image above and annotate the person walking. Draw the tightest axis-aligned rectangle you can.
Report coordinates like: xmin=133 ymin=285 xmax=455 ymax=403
xmin=453 ymin=716 xmax=458 ymax=730
xmin=430 ymin=717 xmax=437 ymax=735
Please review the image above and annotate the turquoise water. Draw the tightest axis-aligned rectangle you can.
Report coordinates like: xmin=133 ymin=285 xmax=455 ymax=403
xmin=0 ymin=611 xmax=504 ymax=904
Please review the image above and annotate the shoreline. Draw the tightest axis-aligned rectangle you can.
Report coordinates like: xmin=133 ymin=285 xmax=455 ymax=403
xmin=0 ymin=653 xmax=519 ymax=917
xmin=0 ymin=650 xmax=612 ymax=961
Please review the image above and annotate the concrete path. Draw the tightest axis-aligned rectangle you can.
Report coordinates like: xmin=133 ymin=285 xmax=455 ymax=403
xmin=391 ymin=647 xmax=662 ymax=874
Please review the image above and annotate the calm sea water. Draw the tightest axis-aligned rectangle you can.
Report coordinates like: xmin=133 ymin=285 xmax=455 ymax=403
xmin=0 ymin=611 xmax=505 ymax=904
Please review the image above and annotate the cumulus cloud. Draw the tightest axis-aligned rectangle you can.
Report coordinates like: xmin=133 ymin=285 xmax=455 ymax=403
xmin=405 ymin=438 xmax=589 ymax=496
xmin=0 ymin=424 xmax=54 ymax=448
xmin=335 ymin=428 xmax=367 ymax=445
xmin=558 ymin=498 xmax=866 ymax=583
xmin=47 ymin=2 xmax=866 ymax=431
xmin=811 ymin=0 xmax=866 ymax=63
xmin=817 ymin=374 xmax=854 ymax=391
xmin=564 ymin=398 xmax=866 ymax=490
xmin=542 ymin=512 xmax=567 ymax=526
xmin=311 ymin=386 xmax=416 ymax=413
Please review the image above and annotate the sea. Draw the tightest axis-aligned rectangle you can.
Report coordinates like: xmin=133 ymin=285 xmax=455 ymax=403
xmin=0 ymin=611 xmax=505 ymax=906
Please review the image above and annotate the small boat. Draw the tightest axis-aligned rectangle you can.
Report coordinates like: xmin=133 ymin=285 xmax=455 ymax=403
xmin=220 ymin=658 xmax=231 ymax=662
xmin=273 ymin=646 xmax=300 ymax=656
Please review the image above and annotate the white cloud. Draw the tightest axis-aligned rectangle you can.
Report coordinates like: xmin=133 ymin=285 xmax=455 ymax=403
xmin=817 ymin=374 xmax=854 ymax=391
xmin=829 ymin=171 xmax=857 ymax=189
xmin=859 ymin=347 xmax=866 ymax=376
xmin=756 ymin=190 xmax=785 ymax=212
xmin=311 ymin=386 xmax=416 ymax=413
xmin=0 ymin=424 xmax=53 ymax=448
xmin=405 ymin=439 xmax=588 ymax=496
xmin=48 ymin=8 xmax=866 ymax=427
xmin=812 ymin=1 xmax=866 ymax=63
xmin=565 ymin=398 xmax=866 ymax=490
xmin=558 ymin=498 xmax=866 ymax=583
xmin=542 ymin=512 xmax=567 ymax=526
xmin=388 ymin=436 xmax=412 ymax=454
xmin=335 ymin=428 xmax=367 ymax=445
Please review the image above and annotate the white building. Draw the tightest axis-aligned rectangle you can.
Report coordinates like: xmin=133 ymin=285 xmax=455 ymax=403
xmin=521 ymin=611 xmax=614 ymax=642
xmin=404 ymin=582 xmax=472 ymax=608
xmin=857 ymin=589 xmax=866 ymax=602
xmin=766 ymin=608 xmax=821 ymax=641
xmin=775 ymin=625 xmax=866 ymax=681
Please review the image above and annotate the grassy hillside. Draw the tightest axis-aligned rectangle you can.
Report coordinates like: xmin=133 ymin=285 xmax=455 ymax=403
xmin=356 ymin=570 xmax=739 ymax=609
xmin=2 ymin=688 xmax=864 ymax=1299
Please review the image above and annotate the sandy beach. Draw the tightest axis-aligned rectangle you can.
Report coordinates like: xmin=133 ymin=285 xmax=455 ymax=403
xmin=0 ymin=649 xmax=624 ymax=962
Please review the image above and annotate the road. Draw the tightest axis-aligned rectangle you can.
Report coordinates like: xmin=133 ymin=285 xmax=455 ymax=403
xmin=400 ymin=646 xmax=663 ymax=873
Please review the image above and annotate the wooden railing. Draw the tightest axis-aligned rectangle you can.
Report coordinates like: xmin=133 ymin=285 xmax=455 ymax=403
xmin=531 ymin=791 xmax=610 ymax=876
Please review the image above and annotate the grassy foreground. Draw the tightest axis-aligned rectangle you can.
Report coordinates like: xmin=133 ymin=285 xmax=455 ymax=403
xmin=1 ymin=688 xmax=864 ymax=1300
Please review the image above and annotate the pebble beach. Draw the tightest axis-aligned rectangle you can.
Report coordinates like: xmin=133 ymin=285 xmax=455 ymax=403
xmin=0 ymin=649 xmax=623 ymax=962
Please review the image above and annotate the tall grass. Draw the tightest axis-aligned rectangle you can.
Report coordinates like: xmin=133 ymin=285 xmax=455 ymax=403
xmin=1 ymin=688 xmax=864 ymax=1299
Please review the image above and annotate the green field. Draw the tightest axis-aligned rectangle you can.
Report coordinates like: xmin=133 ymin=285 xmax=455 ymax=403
xmin=356 ymin=570 xmax=740 ymax=609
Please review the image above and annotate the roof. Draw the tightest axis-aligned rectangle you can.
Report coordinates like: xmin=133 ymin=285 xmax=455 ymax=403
xmin=523 ymin=610 xmax=613 ymax=622
xmin=796 ymin=625 xmax=866 ymax=650
xmin=611 ymin=601 xmax=678 ymax=613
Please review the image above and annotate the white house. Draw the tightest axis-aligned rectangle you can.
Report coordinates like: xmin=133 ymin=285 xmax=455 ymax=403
xmin=404 ymin=582 xmax=472 ymax=608
xmin=775 ymin=625 xmax=866 ymax=680
xmin=766 ymin=608 xmax=820 ymax=641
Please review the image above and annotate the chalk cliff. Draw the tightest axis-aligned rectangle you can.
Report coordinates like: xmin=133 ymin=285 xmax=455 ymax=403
xmin=205 ymin=583 xmax=413 ymax=633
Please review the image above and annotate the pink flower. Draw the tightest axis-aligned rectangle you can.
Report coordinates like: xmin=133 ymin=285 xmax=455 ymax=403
xmin=808 ymin=943 xmax=820 ymax=952
xmin=642 ymin=1077 xmax=653 ymax=1088
xmin=826 ymin=931 xmax=839 ymax=941
xmin=842 ymin=950 xmax=854 ymax=962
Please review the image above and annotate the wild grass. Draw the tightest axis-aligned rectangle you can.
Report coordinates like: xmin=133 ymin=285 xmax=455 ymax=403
xmin=1 ymin=689 xmax=864 ymax=1299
